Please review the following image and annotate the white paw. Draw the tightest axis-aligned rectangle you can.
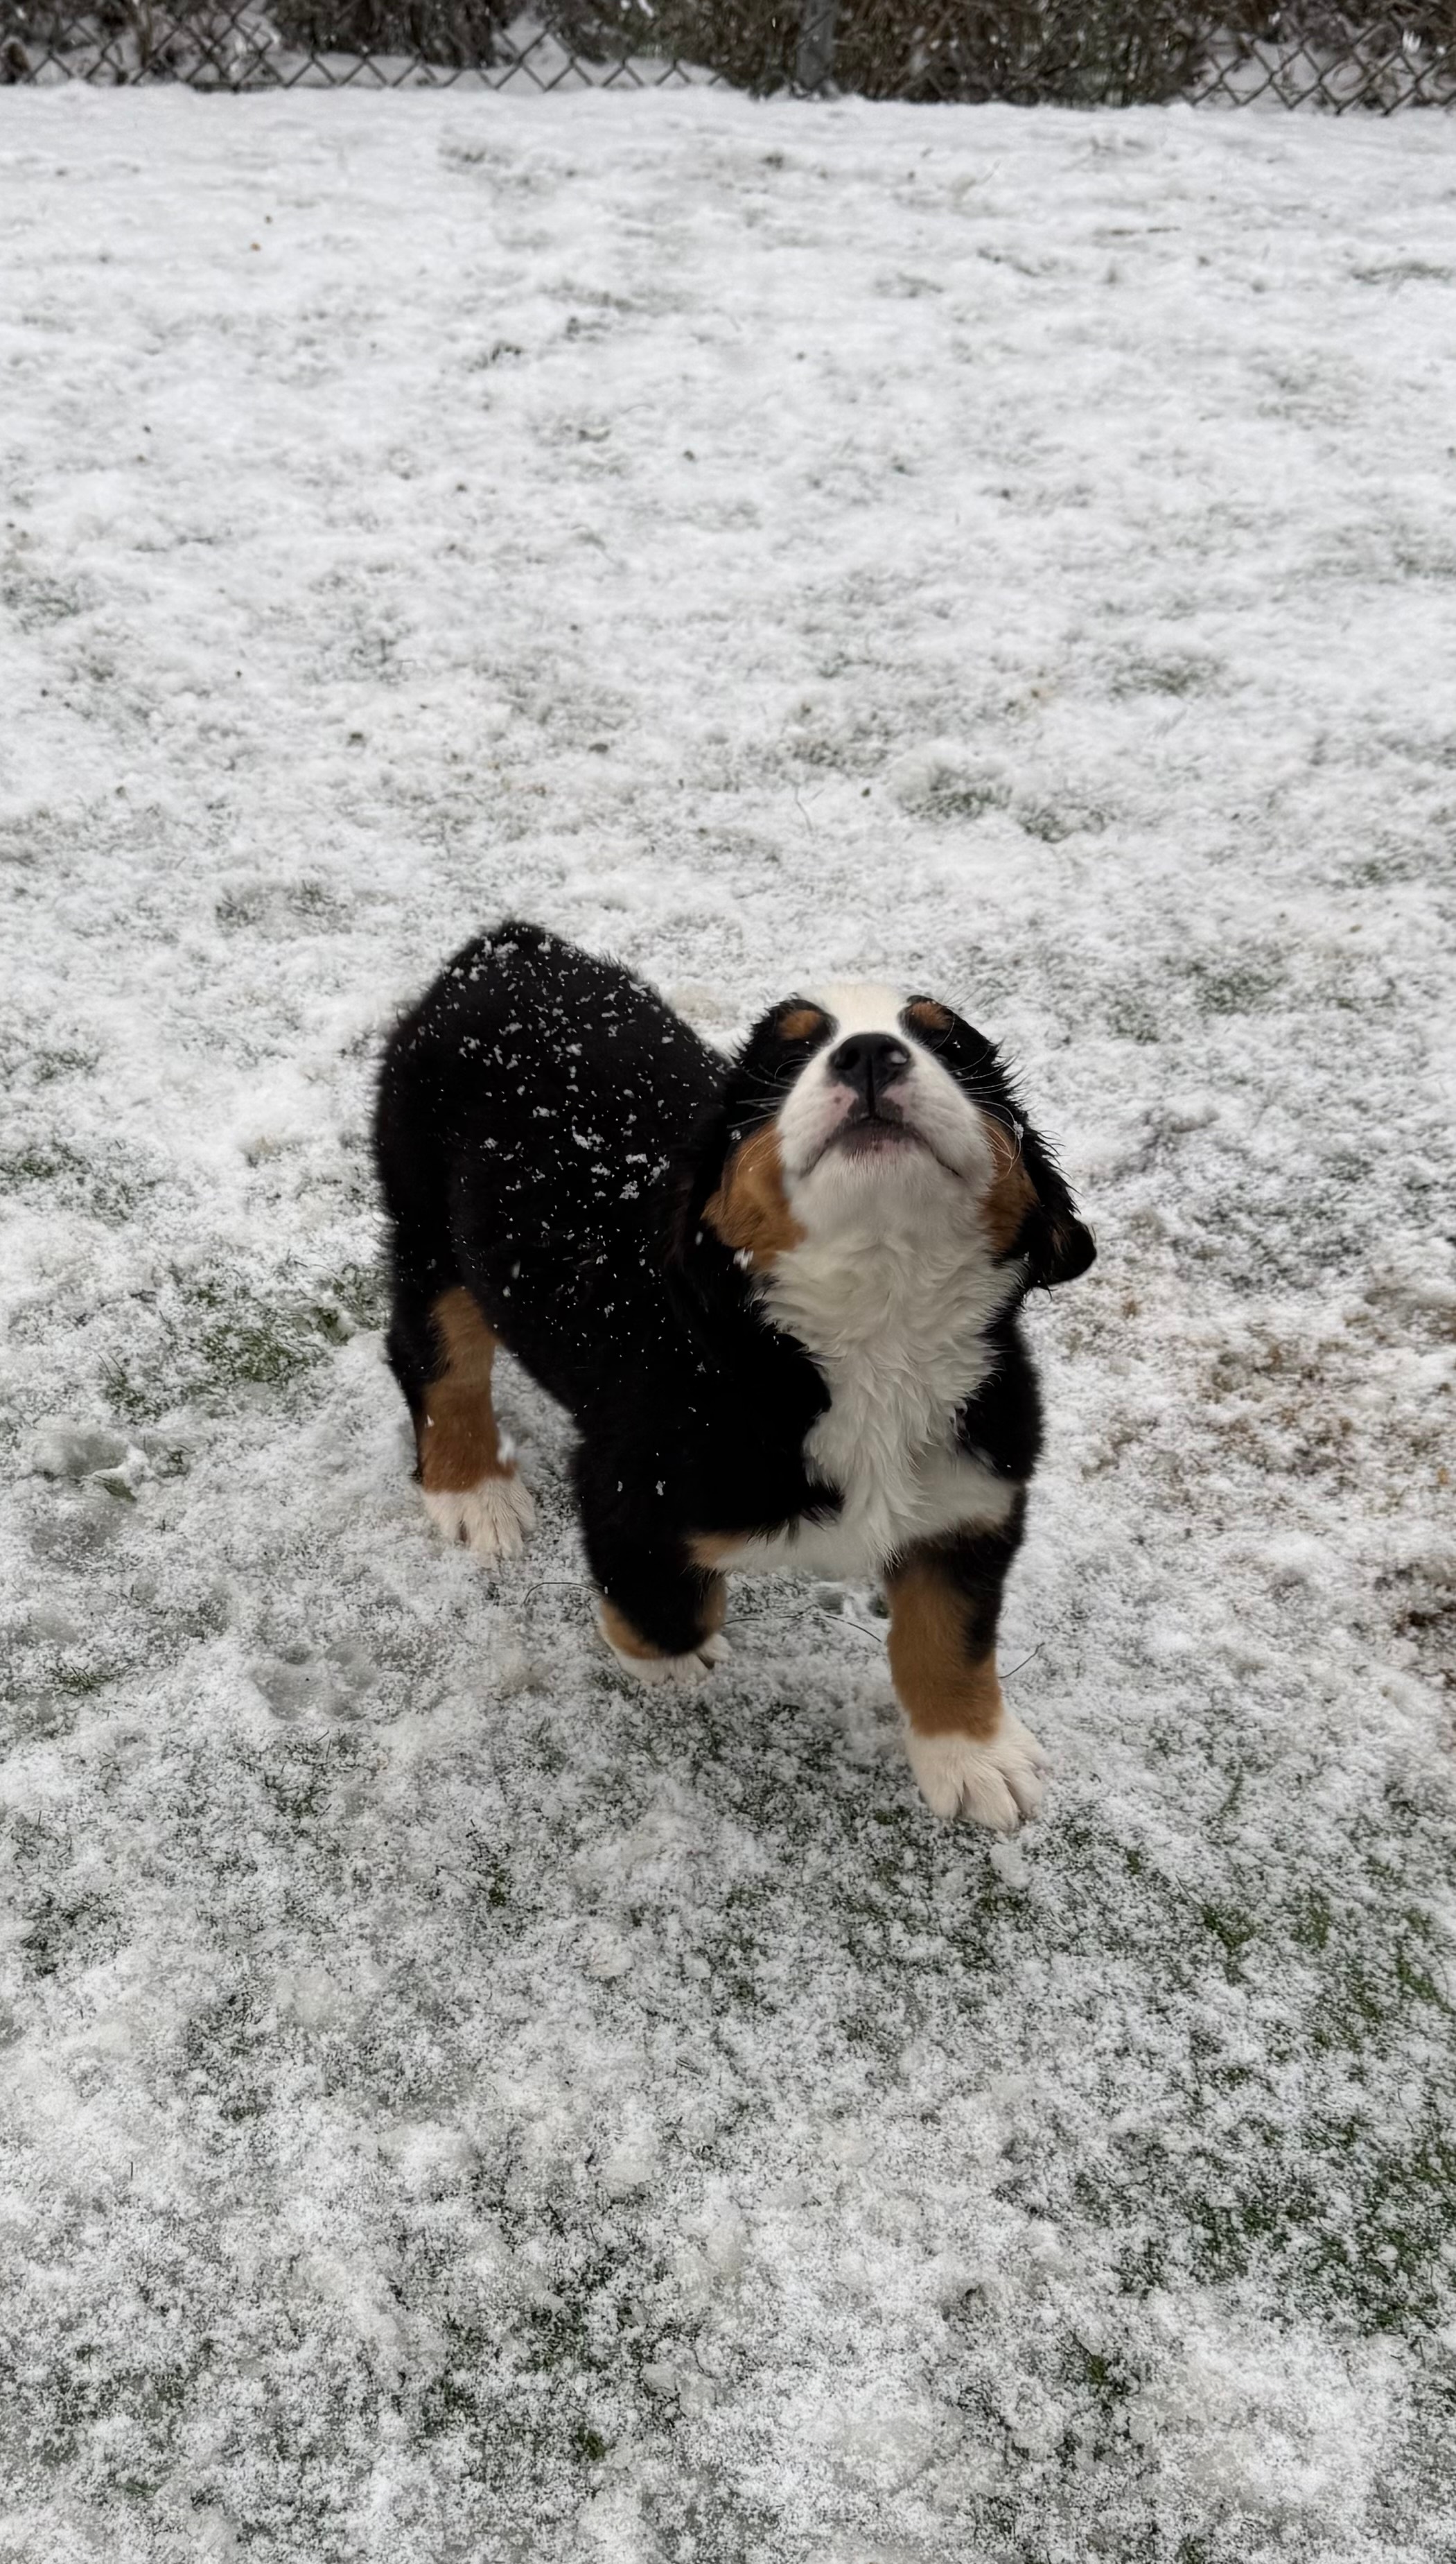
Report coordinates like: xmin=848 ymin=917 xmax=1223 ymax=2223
xmin=423 ymin=1474 xmax=535 ymax=1559
xmin=903 ymin=1711 xmax=1049 ymax=1832
xmin=598 ymin=1616 xmax=732 ymax=1688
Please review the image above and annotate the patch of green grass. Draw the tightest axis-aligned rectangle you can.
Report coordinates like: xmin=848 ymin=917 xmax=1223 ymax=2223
xmin=16 ymin=1046 xmax=99 ymax=1087
xmin=1111 ymin=650 xmax=1222 ymax=699
xmin=922 ymin=775 xmax=1010 ymax=819
xmin=1163 ymin=2093 xmax=1456 ymax=2334
xmin=1064 ymin=2334 xmax=1139 ymax=2412
xmin=1017 ymin=798 xmax=1108 ymax=844
xmin=19 ymin=1890 xmax=120 ymax=1981
xmin=1185 ymin=954 xmax=1284 ymax=1017
xmin=0 ymin=1140 xmax=87 ymax=1188
xmin=178 ymin=1983 xmax=272 ymax=2124
xmin=1024 ymin=1813 xmax=1456 ymax=2341
xmin=216 ymin=875 xmax=349 ymax=934
xmin=0 ymin=1132 xmax=160 ymax=1225
xmin=96 ymin=1255 xmax=385 ymax=1421
xmin=51 ymin=1659 xmax=123 ymax=1695
xmin=0 ymin=568 xmax=87 ymax=629
xmin=329 ymin=1257 xmax=391 ymax=1329
xmin=1198 ymin=1898 xmax=1260 ymax=1982
xmin=198 ymin=1307 xmax=344 ymax=1391
xmin=405 ymin=2217 xmax=690 ymax=2526
xmin=1105 ymin=994 xmax=1163 ymax=1044
xmin=1349 ymin=853 xmax=1421 ymax=888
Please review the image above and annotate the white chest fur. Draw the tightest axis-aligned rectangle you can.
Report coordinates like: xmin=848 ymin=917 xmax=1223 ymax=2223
xmin=729 ymin=1228 xmax=1021 ymax=1579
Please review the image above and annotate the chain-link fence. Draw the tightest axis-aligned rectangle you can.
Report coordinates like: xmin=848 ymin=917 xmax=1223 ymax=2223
xmin=2 ymin=0 xmax=1453 ymax=105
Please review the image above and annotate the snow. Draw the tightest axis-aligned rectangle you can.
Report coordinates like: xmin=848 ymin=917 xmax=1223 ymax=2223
xmin=1 ymin=80 xmax=1454 ymax=2564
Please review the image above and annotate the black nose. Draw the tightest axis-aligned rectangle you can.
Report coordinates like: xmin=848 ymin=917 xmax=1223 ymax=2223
xmin=827 ymin=1032 xmax=911 ymax=1107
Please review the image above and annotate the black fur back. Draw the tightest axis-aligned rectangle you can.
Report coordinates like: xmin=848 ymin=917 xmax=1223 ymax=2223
xmin=374 ymin=923 xmax=833 ymax=1592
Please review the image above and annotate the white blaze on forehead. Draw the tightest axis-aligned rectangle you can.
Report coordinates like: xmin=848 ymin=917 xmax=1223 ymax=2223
xmin=806 ymin=982 xmax=910 ymax=1036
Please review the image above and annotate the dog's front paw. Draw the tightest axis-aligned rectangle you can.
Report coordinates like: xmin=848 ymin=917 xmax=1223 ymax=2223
xmin=597 ymin=1614 xmax=731 ymax=1689
xmin=423 ymin=1473 xmax=535 ymax=1559
xmin=904 ymin=1712 xmax=1049 ymax=1831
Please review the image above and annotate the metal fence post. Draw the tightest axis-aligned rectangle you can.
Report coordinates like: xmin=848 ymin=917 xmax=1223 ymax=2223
xmin=796 ymin=0 xmax=838 ymax=90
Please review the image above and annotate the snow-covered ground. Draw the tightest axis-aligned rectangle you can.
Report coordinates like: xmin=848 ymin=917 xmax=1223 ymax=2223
xmin=1 ymin=85 xmax=1453 ymax=2563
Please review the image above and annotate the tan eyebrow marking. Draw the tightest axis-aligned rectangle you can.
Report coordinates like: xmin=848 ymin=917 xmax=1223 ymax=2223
xmin=779 ymin=1004 xmax=830 ymax=1043
xmin=904 ymin=998 xmax=954 ymax=1036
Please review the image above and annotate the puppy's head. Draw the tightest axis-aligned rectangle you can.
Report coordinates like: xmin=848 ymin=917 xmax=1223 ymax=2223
xmin=670 ymin=983 xmax=1094 ymax=1311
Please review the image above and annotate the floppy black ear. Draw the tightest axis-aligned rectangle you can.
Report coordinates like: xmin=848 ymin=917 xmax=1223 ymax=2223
xmin=1015 ymin=1121 xmax=1096 ymax=1289
xmin=663 ymin=1002 xmax=818 ymax=1327
xmin=663 ymin=1092 xmax=747 ymax=1336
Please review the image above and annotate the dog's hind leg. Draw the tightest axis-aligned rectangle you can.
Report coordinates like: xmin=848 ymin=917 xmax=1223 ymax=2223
xmin=397 ymin=1283 xmax=535 ymax=1560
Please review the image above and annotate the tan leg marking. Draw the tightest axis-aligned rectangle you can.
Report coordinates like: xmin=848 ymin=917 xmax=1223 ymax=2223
xmin=419 ymin=1287 xmax=510 ymax=1492
xmin=599 ymin=1598 xmax=667 ymax=1663
xmin=597 ymin=1577 xmax=728 ymax=1688
xmin=418 ymin=1287 xmax=535 ymax=1558
xmin=885 ymin=1555 xmax=1046 ymax=1831
xmin=886 ymin=1558 xmax=1004 ymax=1741
xmin=599 ymin=1578 xmax=726 ymax=1663
xmin=687 ymin=1532 xmax=743 ymax=1573
xmin=703 ymin=1126 xmax=805 ymax=1271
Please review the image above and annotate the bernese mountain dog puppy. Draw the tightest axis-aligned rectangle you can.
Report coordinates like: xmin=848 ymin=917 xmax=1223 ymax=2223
xmin=374 ymin=921 xmax=1094 ymax=1831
